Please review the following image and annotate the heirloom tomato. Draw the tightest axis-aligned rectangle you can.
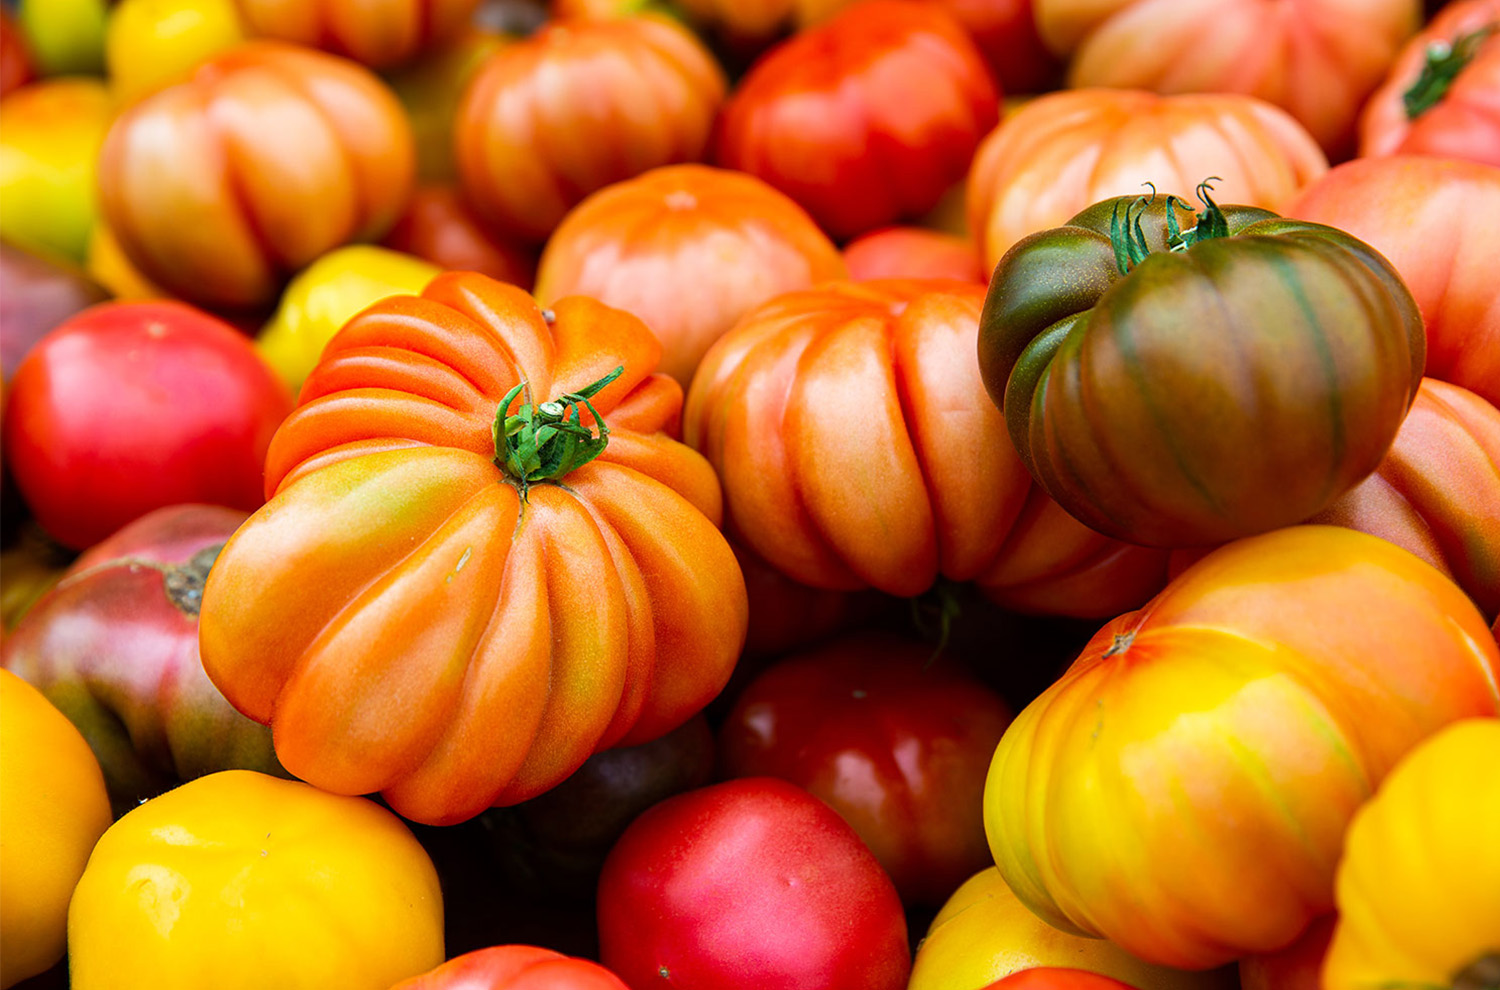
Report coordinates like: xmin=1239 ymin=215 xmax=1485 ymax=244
xmin=984 ymin=973 xmax=1137 ymax=990
xmin=966 ymin=89 xmax=1327 ymax=267
xmin=716 ymin=0 xmax=999 ymax=240
xmin=1323 ymin=718 xmax=1500 ymax=990
xmin=0 ymin=242 xmax=107 ymax=383
xmin=384 ymin=186 xmax=538 ymax=289
xmin=909 ymin=868 xmax=1236 ymax=990
xmin=392 ymin=946 xmax=629 ymax=990
xmin=456 ymin=16 xmax=725 ymax=243
xmin=1239 ymin=916 xmax=1334 ymax=990
xmin=2 ymin=505 xmax=282 ymax=814
xmin=1360 ymin=0 xmax=1500 ymax=166
xmin=68 ymin=771 xmax=444 ymax=990
xmin=0 ymin=669 xmax=111 ymax=989
xmin=843 ymin=227 xmax=987 ymax=284
xmin=536 ymin=164 xmax=846 ymax=386
xmin=736 ymin=540 xmax=877 ymax=658
xmin=719 ymin=634 xmax=1011 ymax=905
xmin=1285 ymin=155 xmax=1500 ymax=409
xmin=985 ymin=526 xmax=1500 ymax=970
xmin=3 ymin=301 xmax=291 ymax=550
xmin=978 ymin=188 xmax=1424 ymax=548
xmin=199 ymin=272 xmax=746 ymax=825
xmin=105 ymin=0 xmax=244 ymax=105
xmin=1034 ymin=0 xmax=1419 ymax=157
xmin=98 ymin=42 xmax=415 ymax=310
xmin=0 ymin=9 xmax=34 ymax=98
xmin=1313 ymin=378 xmax=1500 ymax=619
xmin=597 ymin=778 xmax=910 ymax=990
xmin=231 ymin=0 xmax=480 ymax=67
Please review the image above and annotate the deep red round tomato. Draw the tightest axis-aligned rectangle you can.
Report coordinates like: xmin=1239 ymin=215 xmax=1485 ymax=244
xmin=719 ymin=633 xmax=1011 ymax=906
xmin=985 ymin=971 xmax=1139 ymax=990
xmin=2 ymin=301 xmax=291 ymax=550
xmin=597 ymin=777 xmax=910 ymax=989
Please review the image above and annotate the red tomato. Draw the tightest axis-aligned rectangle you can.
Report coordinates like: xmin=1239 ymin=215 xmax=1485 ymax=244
xmin=392 ymin=945 xmax=628 ymax=990
xmin=719 ymin=633 xmax=1012 ymax=905
xmin=716 ymin=0 xmax=1000 ymax=240
xmin=986 ymin=972 xmax=1139 ymax=990
xmin=597 ymin=778 xmax=910 ymax=989
xmin=382 ymin=185 xmax=538 ymax=290
xmin=2 ymin=302 xmax=291 ymax=549
xmin=843 ymin=227 xmax=987 ymax=284
xmin=1239 ymin=915 xmax=1334 ymax=990
xmin=0 ymin=8 xmax=33 ymax=98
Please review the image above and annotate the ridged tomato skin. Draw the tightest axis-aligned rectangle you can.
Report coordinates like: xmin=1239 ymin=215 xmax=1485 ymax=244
xmin=199 ymin=272 xmax=746 ymax=826
xmin=985 ymin=526 xmax=1500 ymax=970
xmin=233 ymin=0 xmax=480 ymax=67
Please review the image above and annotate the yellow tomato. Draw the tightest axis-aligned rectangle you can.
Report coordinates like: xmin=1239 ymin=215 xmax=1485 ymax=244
xmin=105 ymin=0 xmax=243 ymax=105
xmin=256 ymin=245 xmax=440 ymax=392
xmin=68 ymin=770 xmax=445 ymax=990
xmin=909 ymin=868 xmax=1237 ymax=990
xmin=86 ymin=222 xmax=168 ymax=300
xmin=0 ymin=669 xmax=112 ymax=989
xmin=1323 ymin=718 xmax=1500 ymax=990
xmin=0 ymin=77 xmax=113 ymax=263
xmin=16 ymin=0 xmax=108 ymax=75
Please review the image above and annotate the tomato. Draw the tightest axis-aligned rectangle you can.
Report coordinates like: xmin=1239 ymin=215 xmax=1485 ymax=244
xmin=736 ymin=540 xmax=878 ymax=658
xmin=85 ymin=221 xmax=168 ymax=300
xmin=979 ymin=189 xmax=1423 ymax=548
xmin=1312 ymin=378 xmax=1500 ymax=620
xmin=68 ymin=770 xmax=444 ymax=990
xmin=199 ymin=272 xmax=746 ymax=825
xmin=1360 ymin=0 xmax=1500 ymax=167
xmin=386 ymin=29 xmax=504 ymax=183
xmin=97 ymin=42 xmax=415 ymax=310
xmin=0 ymin=242 xmax=107 ymax=384
xmin=1323 ymin=719 xmax=1500 ymax=990
xmin=966 ymin=89 xmax=1327 ymax=269
xmin=105 ymin=0 xmax=244 ymax=105
xmin=843 ymin=227 xmax=987 ymax=284
xmin=536 ymin=164 xmax=846 ymax=386
xmin=985 ymin=526 xmax=1500 ymax=970
xmin=2 ymin=505 xmax=283 ymax=814
xmin=1284 ymin=155 xmax=1500 ymax=410
xmin=231 ymin=0 xmax=480 ymax=67
xmin=3 ymin=301 xmax=292 ymax=550
xmin=392 ymin=946 xmax=629 ymax=990
xmin=716 ymin=0 xmax=999 ymax=241
xmin=719 ymin=633 xmax=1011 ymax=905
xmin=909 ymin=868 xmax=1237 ymax=990
xmin=1239 ymin=916 xmax=1334 ymax=990
xmin=384 ymin=186 xmax=538 ymax=290
xmin=0 ymin=9 xmax=34 ymax=98
xmin=0 ymin=669 xmax=112 ymax=988
xmin=984 ymin=973 xmax=1138 ymax=990
xmin=456 ymin=16 xmax=726 ymax=243
xmin=1035 ymin=0 xmax=1420 ymax=158
xmin=597 ymin=777 xmax=910 ymax=990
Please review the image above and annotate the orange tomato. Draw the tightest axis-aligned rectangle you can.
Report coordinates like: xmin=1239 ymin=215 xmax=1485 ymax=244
xmin=985 ymin=526 xmax=1500 ymax=970
xmin=232 ymin=0 xmax=480 ymax=67
xmin=536 ymin=164 xmax=846 ymax=386
xmin=97 ymin=42 xmax=415 ymax=310
xmin=456 ymin=16 xmax=726 ymax=243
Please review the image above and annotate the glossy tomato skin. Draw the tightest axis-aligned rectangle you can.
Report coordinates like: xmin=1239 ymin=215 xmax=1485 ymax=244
xmin=199 ymin=273 xmax=746 ymax=826
xmin=392 ymin=945 xmax=629 ymax=990
xmin=2 ymin=301 xmax=291 ymax=550
xmin=1361 ymin=0 xmax=1500 ymax=167
xmin=456 ymin=17 xmax=726 ymax=243
xmin=1285 ymin=156 xmax=1500 ymax=410
xmin=717 ymin=0 xmax=999 ymax=241
xmin=383 ymin=185 xmax=538 ymax=290
xmin=233 ymin=0 xmax=480 ymax=67
xmin=965 ymin=89 xmax=1328 ymax=268
xmin=597 ymin=777 xmax=910 ymax=990
xmin=97 ymin=42 xmax=415 ymax=310
xmin=979 ymin=195 xmax=1424 ymax=548
xmin=985 ymin=526 xmax=1500 ymax=970
xmin=985 ymin=972 xmax=1138 ymax=990
xmin=719 ymin=633 xmax=1011 ymax=905
xmin=843 ymin=227 xmax=987 ymax=283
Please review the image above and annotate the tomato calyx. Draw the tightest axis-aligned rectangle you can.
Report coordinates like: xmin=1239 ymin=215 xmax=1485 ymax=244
xmin=1403 ymin=24 xmax=1496 ymax=120
xmin=163 ymin=544 xmax=225 ymax=617
xmin=1109 ymin=179 xmax=1229 ymax=274
xmin=493 ymin=366 xmax=625 ymax=496
xmin=1453 ymin=952 xmax=1500 ymax=990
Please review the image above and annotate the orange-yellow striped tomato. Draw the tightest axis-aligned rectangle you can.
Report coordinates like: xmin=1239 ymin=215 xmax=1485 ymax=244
xmin=67 ymin=770 xmax=444 ymax=990
xmin=1322 ymin=718 xmax=1500 ymax=990
xmin=985 ymin=526 xmax=1500 ymax=971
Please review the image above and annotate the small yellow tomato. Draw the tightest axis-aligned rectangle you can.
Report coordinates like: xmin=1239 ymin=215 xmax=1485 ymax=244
xmin=16 ymin=0 xmax=108 ymax=75
xmin=1323 ymin=718 xmax=1500 ymax=990
xmin=909 ymin=868 xmax=1238 ymax=990
xmin=0 ymin=77 xmax=113 ymax=263
xmin=256 ymin=245 xmax=440 ymax=392
xmin=86 ymin=222 xmax=168 ymax=300
xmin=67 ymin=770 xmax=445 ymax=990
xmin=105 ymin=0 xmax=243 ymax=105
xmin=0 ymin=669 xmax=113 ymax=989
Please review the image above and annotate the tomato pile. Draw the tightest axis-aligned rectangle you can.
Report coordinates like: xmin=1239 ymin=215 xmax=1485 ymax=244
xmin=0 ymin=1 xmax=1497 ymax=988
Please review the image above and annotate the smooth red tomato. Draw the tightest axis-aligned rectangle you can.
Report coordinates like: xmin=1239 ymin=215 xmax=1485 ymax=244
xmin=392 ymin=945 xmax=629 ymax=990
xmin=985 ymin=972 xmax=1139 ymax=990
xmin=719 ymin=633 xmax=1012 ymax=905
xmin=597 ymin=778 xmax=910 ymax=990
xmin=382 ymin=185 xmax=538 ymax=290
xmin=843 ymin=227 xmax=987 ymax=284
xmin=2 ymin=301 xmax=291 ymax=549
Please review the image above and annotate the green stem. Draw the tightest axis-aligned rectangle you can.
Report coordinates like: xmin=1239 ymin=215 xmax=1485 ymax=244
xmin=1108 ymin=178 xmax=1229 ymax=275
xmin=493 ymin=366 xmax=624 ymax=496
xmin=1404 ymin=24 xmax=1496 ymax=120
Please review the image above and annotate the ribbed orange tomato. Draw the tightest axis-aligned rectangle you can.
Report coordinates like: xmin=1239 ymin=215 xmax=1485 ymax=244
xmin=232 ymin=0 xmax=479 ymax=67
xmin=199 ymin=272 xmax=746 ymax=825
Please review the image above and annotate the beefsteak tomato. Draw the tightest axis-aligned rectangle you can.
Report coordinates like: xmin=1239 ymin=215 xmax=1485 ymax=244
xmin=198 ymin=272 xmax=746 ymax=825
xmin=392 ymin=946 xmax=628 ymax=990
xmin=985 ymin=526 xmax=1500 ymax=970
xmin=978 ymin=188 xmax=1424 ymax=548
xmin=231 ymin=0 xmax=480 ymax=67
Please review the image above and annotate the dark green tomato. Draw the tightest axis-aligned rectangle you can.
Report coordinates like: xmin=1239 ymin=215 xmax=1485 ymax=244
xmin=978 ymin=194 xmax=1424 ymax=548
